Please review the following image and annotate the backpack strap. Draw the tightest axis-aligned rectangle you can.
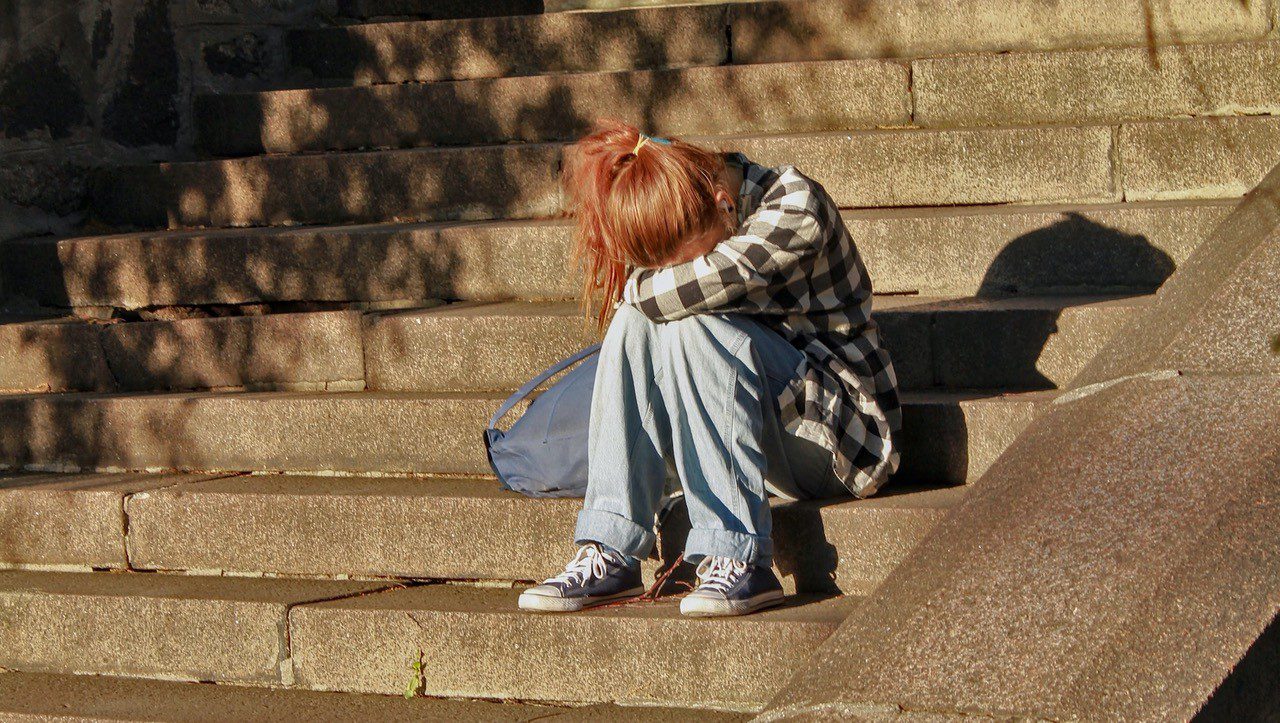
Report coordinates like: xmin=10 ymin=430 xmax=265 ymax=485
xmin=488 ymin=343 xmax=603 ymax=429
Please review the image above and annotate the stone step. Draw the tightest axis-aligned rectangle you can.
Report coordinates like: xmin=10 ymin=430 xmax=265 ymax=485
xmin=118 ymin=474 xmax=964 ymax=595
xmin=199 ymin=40 xmax=1278 ymax=156
xmin=288 ymin=4 xmax=732 ymax=85
xmin=4 ymin=200 xmax=1231 ymax=310
xmin=92 ymin=142 xmax=563 ymax=230
xmin=290 ymin=0 xmax=1270 ymax=85
xmin=0 ymin=570 xmax=391 ymax=685
xmin=0 ymin=296 xmax=1140 ymax=396
xmin=0 ymin=672 xmax=745 ymax=722
xmin=0 ymin=388 xmax=1051 ymax=484
xmin=0 ymin=310 xmax=367 ymax=395
xmin=198 ymin=57 xmax=912 ymax=155
xmin=0 ymin=570 xmax=852 ymax=710
xmin=96 ymin=117 xmax=1279 ymax=231
xmin=367 ymin=295 xmax=1141 ymax=392
xmin=288 ymin=583 xmax=855 ymax=710
xmin=0 ymin=469 xmax=962 ymax=595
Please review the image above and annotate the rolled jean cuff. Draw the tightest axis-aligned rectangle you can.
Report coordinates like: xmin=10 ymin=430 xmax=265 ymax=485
xmin=685 ymin=528 xmax=773 ymax=568
xmin=574 ymin=508 xmax=656 ymax=559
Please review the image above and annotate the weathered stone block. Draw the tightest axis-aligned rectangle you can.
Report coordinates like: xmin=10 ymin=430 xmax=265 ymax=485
xmin=123 ymin=474 xmax=960 ymax=595
xmin=100 ymin=310 xmax=365 ymax=391
xmin=915 ymin=40 xmax=1280 ymax=128
xmin=0 ymin=388 xmax=1036 ymax=483
xmin=1 ymin=219 xmax=579 ymax=310
xmin=1120 ymin=116 xmax=1280 ymax=201
xmin=289 ymin=4 xmax=729 ymax=84
xmin=930 ymin=297 xmax=1139 ymax=390
xmin=0 ymin=317 xmax=115 ymax=393
xmin=848 ymin=201 xmax=1231 ymax=296
xmin=731 ymin=0 xmax=1273 ymax=64
xmin=94 ymin=142 xmax=564 ymax=229
xmin=0 ymin=670 xmax=599 ymax=721
xmin=0 ymin=571 xmax=387 ymax=683
xmin=722 ymin=125 xmax=1117 ymax=207
xmin=363 ymin=301 xmax=598 ymax=392
xmin=289 ymin=584 xmax=852 ymax=709
xmin=0 ymin=472 xmax=218 ymax=568
xmin=197 ymin=57 xmax=909 ymax=154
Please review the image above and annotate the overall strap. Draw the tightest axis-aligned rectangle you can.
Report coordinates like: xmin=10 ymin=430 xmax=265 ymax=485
xmin=487 ymin=343 xmax=602 ymax=429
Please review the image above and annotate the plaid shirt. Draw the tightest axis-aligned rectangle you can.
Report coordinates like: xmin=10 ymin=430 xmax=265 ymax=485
xmin=618 ymin=152 xmax=901 ymax=497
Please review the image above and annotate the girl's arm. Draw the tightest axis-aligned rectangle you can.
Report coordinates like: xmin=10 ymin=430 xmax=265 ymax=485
xmin=620 ymin=177 xmax=828 ymax=323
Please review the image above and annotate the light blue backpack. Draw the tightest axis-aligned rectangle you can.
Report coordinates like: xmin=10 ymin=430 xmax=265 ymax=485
xmin=483 ymin=344 xmax=601 ymax=497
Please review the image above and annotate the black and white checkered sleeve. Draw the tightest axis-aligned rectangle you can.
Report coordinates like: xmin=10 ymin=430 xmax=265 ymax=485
xmin=620 ymin=184 xmax=825 ymax=323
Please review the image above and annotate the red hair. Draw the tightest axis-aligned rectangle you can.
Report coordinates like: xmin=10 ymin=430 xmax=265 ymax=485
xmin=561 ymin=118 xmax=735 ymax=333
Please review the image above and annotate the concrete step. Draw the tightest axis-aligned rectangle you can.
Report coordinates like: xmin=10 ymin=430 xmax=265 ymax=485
xmin=0 ymin=295 xmax=1139 ymax=396
xmin=199 ymin=41 xmax=1279 ymax=156
xmin=0 ymin=570 xmax=853 ymax=711
xmin=92 ymin=142 xmax=563 ymax=230
xmin=0 ymin=388 xmax=1052 ymax=484
xmin=198 ymin=57 xmax=912 ymax=155
xmin=0 ymin=310 xmax=367 ymax=395
xmin=0 ymin=672 xmax=746 ymax=722
xmin=364 ymin=296 xmax=1141 ymax=393
xmin=119 ymin=475 xmax=964 ymax=595
xmin=96 ymin=116 xmax=1279 ymax=230
xmin=0 ymin=570 xmax=392 ymax=685
xmin=288 ymin=583 xmax=856 ymax=710
xmin=0 ymin=469 xmax=963 ymax=595
xmin=288 ymin=4 xmax=732 ymax=84
xmin=290 ymin=0 xmax=1270 ymax=85
xmin=5 ymin=200 xmax=1231 ymax=310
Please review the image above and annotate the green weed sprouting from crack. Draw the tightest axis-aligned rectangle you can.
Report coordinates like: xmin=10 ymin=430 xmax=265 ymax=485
xmin=404 ymin=648 xmax=426 ymax=699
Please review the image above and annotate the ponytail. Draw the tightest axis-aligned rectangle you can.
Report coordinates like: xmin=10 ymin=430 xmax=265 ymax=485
xmin=560 ymin=118 xmax=732 ymax=334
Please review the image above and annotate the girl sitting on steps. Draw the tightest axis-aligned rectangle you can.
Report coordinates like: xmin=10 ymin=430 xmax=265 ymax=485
xmin=518 ymin=119 xmax=901 ymax=617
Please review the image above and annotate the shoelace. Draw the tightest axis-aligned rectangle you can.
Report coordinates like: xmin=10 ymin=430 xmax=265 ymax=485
xmin=544 ymin=543 xmax=619 ymax=587
xmin=694 ymin=556 xmax=749 ymax=594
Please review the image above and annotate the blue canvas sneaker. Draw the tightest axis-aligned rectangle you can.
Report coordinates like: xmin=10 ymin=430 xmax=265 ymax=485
xmin=518 ymin=542 xmax=644 ymax=612
xmin=679 ymin=556 xmax=785 ymax=617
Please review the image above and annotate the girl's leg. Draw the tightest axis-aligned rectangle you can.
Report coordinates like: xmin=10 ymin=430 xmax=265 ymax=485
xmin=572 ymin=303 xmax=677 ymax=561
xmin=656 ymin=312 xmax=841 ymax=571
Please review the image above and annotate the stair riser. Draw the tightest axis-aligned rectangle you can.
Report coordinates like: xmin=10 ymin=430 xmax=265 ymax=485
xmin=0 ymin=593 xmax=286 ymax=683
xmin=289 ymin=593 xmax=840 ymax=710
xmin=0 ymin=574 xmax=387 ymax=686
xmin=731 ymin=0 xmax=1272 ymax=66
xmin=364 ymin=302 xmax=1135 ymax=393
xmin=198 ymin=59 xmax=911 ymax=155
xmin=201 ymin=42 xmax=1279 ymax=155
xmin=288 ymin=4 xmax=730 ymax=84
xmin=295 ymin=0 xmax=1270 ymax=84
xmin=96 ymin=117 xmax=1276 ymax=231
xmin=121 ymin=482 xmax=955 ymax=594
xmin=0 ymin=393 xmax=1042 ymax=484
xmin=92 ymin=144 xmax=563 ymax=230
xmin=3 ymin=202 xmax=1229 ymax=311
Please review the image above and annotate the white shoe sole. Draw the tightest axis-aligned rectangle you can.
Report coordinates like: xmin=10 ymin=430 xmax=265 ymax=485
xmin=518 ymin=586 xmax=645 ymax=613
xmin=679 ymin=589 xmax=786 ymax=617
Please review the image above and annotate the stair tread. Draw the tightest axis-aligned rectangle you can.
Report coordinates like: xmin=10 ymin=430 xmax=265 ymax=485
xmin=0 ymin=385 xmax=1055 ymax=404
xmin=135 ymin=471 xmax=967 ymax=508
xmin=9 ymin=197 xmax=1231 ymax=248
xmin=0 ymin=671 xmax=741 ymax=722
xmin=0 ymin=568 xmax=855 ymax=622
xmin=0 ymin=568 xmax=390 ymax=602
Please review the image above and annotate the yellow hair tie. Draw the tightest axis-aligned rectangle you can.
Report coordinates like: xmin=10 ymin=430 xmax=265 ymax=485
xmin=631 ymin=134 xmax=650 ymax=155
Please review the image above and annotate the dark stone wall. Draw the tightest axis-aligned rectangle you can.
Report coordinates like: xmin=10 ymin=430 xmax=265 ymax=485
xmin=0 ymin=0 xmax=334 ymax=243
